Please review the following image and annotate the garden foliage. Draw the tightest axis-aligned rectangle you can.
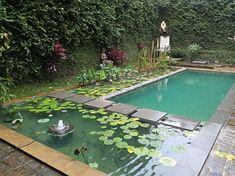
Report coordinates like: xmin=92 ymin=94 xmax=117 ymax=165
xmin=0 ymin=0 xmax=234 ymax=81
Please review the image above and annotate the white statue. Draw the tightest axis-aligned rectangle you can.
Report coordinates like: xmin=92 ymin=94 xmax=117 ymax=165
xmin=228 ymin=35 xmax=235 ymax=42
xmin=160 ymin=21 xmax=167 ymax=33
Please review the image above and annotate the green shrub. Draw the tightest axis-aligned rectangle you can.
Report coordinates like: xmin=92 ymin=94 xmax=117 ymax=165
xmin=200 ymin=50 xmax=235 ymax=64
xmin=186 ymin=44 xmax=202 ymax=61
xmin=0 ymin=77 xmax=15 ymax=105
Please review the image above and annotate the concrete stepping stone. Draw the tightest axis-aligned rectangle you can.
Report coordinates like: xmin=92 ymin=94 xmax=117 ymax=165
xmin=48 ymin=91 xmax=76 ymax=99
xmin=131 ymin=108 xmax=167 ymax=123
xmin=106 ymin=103 xmax=138 ymax=116
xmin=65 ymin=95 xmax=94 ymax=104
xmin=160 ymin=114 xmax=200 ymax=131
xmin=84 ymin=99 xmax=114 ymax=109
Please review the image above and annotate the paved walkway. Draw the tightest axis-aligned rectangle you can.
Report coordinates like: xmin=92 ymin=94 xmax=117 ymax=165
xmin=0 ymin=140 xmax=64 ymax=176
xmin=200 ymin=106 xmax=235 ymax=176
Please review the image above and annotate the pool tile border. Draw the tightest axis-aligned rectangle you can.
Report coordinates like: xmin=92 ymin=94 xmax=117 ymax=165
xmin=0 ymin=124 xmax=107 ymax=176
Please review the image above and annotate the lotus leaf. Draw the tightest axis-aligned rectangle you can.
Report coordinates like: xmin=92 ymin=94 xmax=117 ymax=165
xmin=138 ymin=138 xmax=149 ymax=145
xmin=148 ymin=149 xmax=162 ymax=158
xmin=120 ymin=126 xmax=129 ymax=130
xmin=140 ymin=123 xmax=150 ymax=128
xmin=89 ymin=115 xmax=97 ymax=119
xmin=150 ymin=141 xmax=162 ymax=148
xmin=89 ymin=110 xmax=97 ymax=114
xmin=123 ymin=135 xmax=132 ymax=140
xmin=123 ymin=129 xmax=131 ymax=134
xmin=129 ymin=130 xmax=138 ymax=137
xmin=127 ymin=146 xmax=135 ymax=153
xmin=127 ymin=122 xmax=139 ymax=129
xmin=89 ymin=162 xmax=99 ymax=168
xmin=99 ymin=136 xmax=108 ymax=141
xmin=89 ymin=131 xmax=97 ymax=135
xmin=82 ymin=115 xmax=90 ymax=119
xmin=110 ymin=121 xmax=118 ymax=126
xmin=171 ymin=144 xmax=186 ymax=153
xmin=113 ymin=137 xmax=122 ymax=143
xmin=116 ymin=141 xmax=128 ymax=149
xmin=103 ymin=130 xmax=114 ymax=137
xmin=138 ymin=135 xmax=147 ymax=139
xmin=134 ymin=147 xmax=148 ymax=156
xmin=37 ymin=118 xmax=50 ymax=123
xmin=101 ymin=126 xmax=107 ymax=129
xmin=146 ymin=134 xmax=157 ymax=140
xmin=104 ymin=140 xmax=113 ymax=145
xmin=159 ymin=157 xmax=177 ymax=167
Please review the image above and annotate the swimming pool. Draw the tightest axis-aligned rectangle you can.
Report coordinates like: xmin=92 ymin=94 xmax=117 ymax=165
xmin=112 ymin=70 xmax=235 ymax=121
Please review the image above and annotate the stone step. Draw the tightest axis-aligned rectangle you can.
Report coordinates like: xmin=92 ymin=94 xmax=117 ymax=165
xmin=160 ymin=114 xmax=200 ymax=131
xmin=131 ymin=108 xmax=167 ymax=124
xmin=106 ymin=103 xmax=138 ymax=116
xmin=66 ymin=95 xmax=94 ymax=104
xmin=48 ymin=91 xmax=76 ymax=99
xmin=84 ymin=99 xmax=114 ymax=109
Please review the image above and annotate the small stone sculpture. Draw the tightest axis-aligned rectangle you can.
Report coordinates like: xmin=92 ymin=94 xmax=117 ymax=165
xmin=228 ymin=35 xmax=235 ymax=42
xmin=160 ymin=21 xmax=167 ymax=34
xmin=101 ymin=49 xmax=113 ymax=66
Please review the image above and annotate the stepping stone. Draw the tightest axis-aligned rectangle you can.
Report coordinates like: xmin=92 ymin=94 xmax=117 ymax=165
xmin=84 ymin=99 xmax=114 ymax=109
xmin=106 ymin=103 xmax=138 ymax=116
xmin=160 ymin=114 xmax=200 ymax=131
xmin=48 ymin=91 xmax=76 ymax=99
xmin=65 ymin=95 xmax=94 ymax=104
xmin=131 ymin=108 xmax=167 ymax=123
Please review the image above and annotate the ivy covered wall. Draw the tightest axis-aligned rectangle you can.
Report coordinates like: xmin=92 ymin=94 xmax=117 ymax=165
xmin=0 ymin=0 xmax=234 ymax=81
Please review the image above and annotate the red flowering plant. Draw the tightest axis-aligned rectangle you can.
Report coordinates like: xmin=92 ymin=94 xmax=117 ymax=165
xmin=47 ymin=41 xmax=67 ymax=74
xmin=106 ymin=48 xmax=127 ymax=66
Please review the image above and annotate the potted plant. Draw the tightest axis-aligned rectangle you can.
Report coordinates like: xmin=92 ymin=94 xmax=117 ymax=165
xmin=0 ymin=77 xmax=15 ymax=108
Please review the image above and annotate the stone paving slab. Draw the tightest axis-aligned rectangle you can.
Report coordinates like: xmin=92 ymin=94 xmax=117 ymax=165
xmin=65 ymin=95 xmax=95 ymax=104
xmin=48 ymin=91 xmax=76 ymax=99
xmin=84 ymin=99 xmax=114 ymax=109
xmin=0 ymin=140 xmax=65 ymax=176
xmin=160 ymin=114 xmax=200 ymax=131
xmin=106 ymin=103 xmax=138 ymax=116
xmin=131 ymin=108 xmax=166 ymax=123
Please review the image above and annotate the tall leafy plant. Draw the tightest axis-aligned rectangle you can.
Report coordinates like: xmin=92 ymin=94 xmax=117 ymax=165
xmin=0 ymin=77 xmax=15 ymax=106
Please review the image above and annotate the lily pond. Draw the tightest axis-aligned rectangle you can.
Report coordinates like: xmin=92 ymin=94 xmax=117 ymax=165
xmin=0 ymin=97 xmax=195 ymax=175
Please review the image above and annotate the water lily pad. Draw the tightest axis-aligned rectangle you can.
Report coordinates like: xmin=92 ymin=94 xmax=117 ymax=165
xmin=89 ymin=162 xmax=99 ymax=168
xmin=150 ymin=141 xmax=162 ymax=148
xmin=124 ymin=135 xmax=132 ymax=140
xmin=146 ymin=134 xmax=157 ymax=140
xmin=138 ymin=135 xmax=147 ymax=139
xmin=89 ymin=131 xmax=97 ymax=135
xmin=123 ymin=129 xmax=131 ymax=134
xmin=48 ymin=114 xmax=53 ymax=117
xmin=37 ymin=118 xmax=50 ymax=123
xmin=82 ymin=115 xmax=90 ymax=119
xmin=103 ymin=130 xmax=114 ymax=137
xmin=120 ymin=126 xmax=129 ymax=130
xmin=140 ymin=123 xmax=150 ymax=128
xmin=127 ymin=146 xmax=135 ymax=153
xmin=101 ymin=126 xmax=107 ymax=129
xmin=89 ymin=115 xmax=96 ymax=119
xmin=148 ymin=149 xmax=162 ymax=158
xmin=130 ymin=130 xmax=139 ymax=136
xmin=127 ymin=122 xmax=139 ymax=129
xmin=116 ymin=141 xmax=128 ymax=149
xmin=110 ymin=121 xmax=118 ymax=126
xmin=171 ymin=144 xmax=186 ymax=153
xmin=99 ymin=136 xmax=108 ymax=141
xmin=133 ymin=147 xmax=149 ymax=156
xmin=159 ymin=157 xmax=177 ymax=167
xmin=104 ymin=140 xmax=113 ymax=145
xmin=138 ymin=138 xmax=149 ymax=145
xmin=113 ymin=137 xmax=122 ymax=143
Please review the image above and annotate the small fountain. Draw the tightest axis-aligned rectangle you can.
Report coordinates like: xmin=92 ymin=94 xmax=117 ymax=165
xmin=48 ymin=120 xmax=74 ymax=137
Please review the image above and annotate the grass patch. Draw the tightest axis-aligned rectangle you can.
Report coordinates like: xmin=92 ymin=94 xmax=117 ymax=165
xmin=9 ymin=75 xmax=78 ymax=100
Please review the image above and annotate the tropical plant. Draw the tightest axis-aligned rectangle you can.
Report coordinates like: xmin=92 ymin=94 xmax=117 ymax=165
xmin=186 ymin=44 xmax=202 ymax=61
xmin=0 ymin=77 xmax=15 ymax=106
